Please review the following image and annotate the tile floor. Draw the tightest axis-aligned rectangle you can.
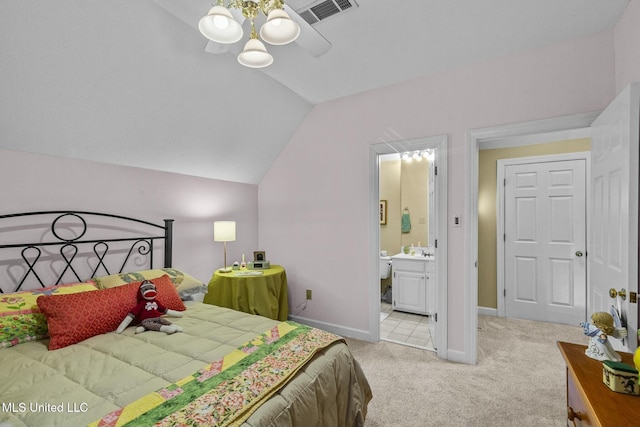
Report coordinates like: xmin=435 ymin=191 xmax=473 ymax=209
xmin=380 ymin=302 xmax=436 ymax=351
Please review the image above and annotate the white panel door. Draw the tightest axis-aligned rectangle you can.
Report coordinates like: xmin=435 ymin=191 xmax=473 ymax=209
xmin=504 ymin=159 xmax=587 ymax=325
xmin=590 ymin=83 xmax=640 ymax=353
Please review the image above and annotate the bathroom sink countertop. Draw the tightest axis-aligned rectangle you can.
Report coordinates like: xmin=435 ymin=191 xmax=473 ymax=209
xmin=392 ymin=252 xmax=435 ymax=260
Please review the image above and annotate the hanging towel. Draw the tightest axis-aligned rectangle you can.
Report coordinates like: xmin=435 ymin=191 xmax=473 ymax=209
xmin=401 ymin=208 xmax=411 ymax=233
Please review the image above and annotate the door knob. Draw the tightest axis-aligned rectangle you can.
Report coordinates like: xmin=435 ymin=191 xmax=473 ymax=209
xmin=609 ymin=288 xmax=627 ymax=300
xmin=575 ymin=251 xmax=583 ymax=257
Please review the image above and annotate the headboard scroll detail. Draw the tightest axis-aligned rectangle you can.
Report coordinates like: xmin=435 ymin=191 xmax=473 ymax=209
xmin=0 ymin=211 xmax=173 ymax=293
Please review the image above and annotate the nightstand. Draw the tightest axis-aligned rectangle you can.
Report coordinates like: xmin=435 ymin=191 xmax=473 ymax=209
xmin=203 ymin=265 xmax=288 ymax=321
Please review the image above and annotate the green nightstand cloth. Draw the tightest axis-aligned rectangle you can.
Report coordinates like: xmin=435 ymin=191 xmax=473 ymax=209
xmin=203 ymin=265 xmax=289 ymax=321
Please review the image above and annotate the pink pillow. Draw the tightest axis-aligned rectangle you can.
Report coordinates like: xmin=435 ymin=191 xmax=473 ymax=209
xmin=37 ymin=275 xmax=185 ymax=350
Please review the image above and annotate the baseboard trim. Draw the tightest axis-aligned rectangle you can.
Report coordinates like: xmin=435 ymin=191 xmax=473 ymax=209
xmin=446 ymin=349 xmax=467 ymax=364
xmin=289 ymin=315 xmax=372 ymax=342
xmin=478 ymin=307 xmax=497 ymax=317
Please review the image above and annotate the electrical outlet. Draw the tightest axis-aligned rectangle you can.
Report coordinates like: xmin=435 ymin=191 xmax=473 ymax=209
xmin=306 ymin=289 xmax=312 ymax=300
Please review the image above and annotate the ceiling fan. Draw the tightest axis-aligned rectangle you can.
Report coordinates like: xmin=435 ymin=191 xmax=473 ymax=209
xmin=152 ymin=0 xmax=332 ymax=65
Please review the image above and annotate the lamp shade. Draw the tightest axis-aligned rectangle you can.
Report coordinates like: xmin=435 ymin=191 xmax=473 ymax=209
xmin=259 ymin=9 xmax=300 ymax=45
xmin=214 ymin=221 xmax=236 ymax=242
xmin=199 ymin=6 xmax=243 ymax=44
xmin=237 ymin=38 xmax=273 ymax=68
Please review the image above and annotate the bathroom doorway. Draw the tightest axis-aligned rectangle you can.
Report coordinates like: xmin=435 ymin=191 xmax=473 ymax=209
xmin=369 ymin=134 xmax=447 ymax=358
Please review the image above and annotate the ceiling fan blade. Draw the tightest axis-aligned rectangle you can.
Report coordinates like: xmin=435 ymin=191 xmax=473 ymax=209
xmin=154 ymin=0 xmax=248 ymax=56
xmin=204 ymin=40 xmax=232 ymax=54
xmin=284 ymin=4 xmax=331 ymax=57
xmin=152 ymin=0 xmax=212 ymax=30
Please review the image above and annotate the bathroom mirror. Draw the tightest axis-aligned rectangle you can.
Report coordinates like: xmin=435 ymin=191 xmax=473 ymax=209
xmin=379 ymin=148 xmax=436 ymax=255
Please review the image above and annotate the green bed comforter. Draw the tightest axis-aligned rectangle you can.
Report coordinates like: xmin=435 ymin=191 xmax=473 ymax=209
xmin=0 ymin=302 xmax=371 ymax=427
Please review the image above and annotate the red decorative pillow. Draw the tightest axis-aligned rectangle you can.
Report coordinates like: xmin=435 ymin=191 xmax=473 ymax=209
xmin=132 ymin=274 xmax=186 ymax=312
xmin=37 ymin=275 xmax=186 ymax=350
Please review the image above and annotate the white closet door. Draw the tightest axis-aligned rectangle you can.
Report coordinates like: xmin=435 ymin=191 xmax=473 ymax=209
xmin=504 ymin=159 xmax=587 ymax=325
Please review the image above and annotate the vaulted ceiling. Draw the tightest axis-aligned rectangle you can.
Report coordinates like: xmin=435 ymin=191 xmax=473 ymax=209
xmin=0 ymin=0 xmax=629 ymax=184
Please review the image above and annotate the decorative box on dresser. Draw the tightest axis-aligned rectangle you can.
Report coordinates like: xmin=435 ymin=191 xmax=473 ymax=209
xmin=557 ymin=341 xmax=640 ymax=427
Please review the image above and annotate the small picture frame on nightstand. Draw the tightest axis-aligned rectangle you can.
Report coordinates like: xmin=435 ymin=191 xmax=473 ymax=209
xmin=254 ymin=251 xmax=266 ymax=262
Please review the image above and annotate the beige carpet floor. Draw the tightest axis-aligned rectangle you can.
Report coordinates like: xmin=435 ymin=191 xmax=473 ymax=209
xmin=347 ymin=315 xmax=587 ymax=427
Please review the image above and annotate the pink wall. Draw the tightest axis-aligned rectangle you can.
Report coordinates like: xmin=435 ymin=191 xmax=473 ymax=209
xmin=615 ymin=0 xmax=640 ymax=91
xmin=259 ymin=30 xmax=618 ymax=354
xmin=0 ymin=149 xmax=259 ymax=284
xmin=3 ymin=4 xmax=638 ymax=360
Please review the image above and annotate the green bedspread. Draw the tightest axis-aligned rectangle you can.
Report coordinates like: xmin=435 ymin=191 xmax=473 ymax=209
xmin=90 ymin=321 xmax=342 ymax=427
xmin=1 ymin=302 xmax=371 ymax=427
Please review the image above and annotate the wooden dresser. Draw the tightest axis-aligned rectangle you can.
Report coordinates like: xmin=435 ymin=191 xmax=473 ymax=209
xmin=557 ymin=341 xmax=640 ymax=426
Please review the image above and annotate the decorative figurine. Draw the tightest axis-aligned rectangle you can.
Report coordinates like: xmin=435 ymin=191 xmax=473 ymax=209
xmin=580 ymin=311 xmax=627 ymax=362
xmin=116 ymin=280 xmax=184 ymax=334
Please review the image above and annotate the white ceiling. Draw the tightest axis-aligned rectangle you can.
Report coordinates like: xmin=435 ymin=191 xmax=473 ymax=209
xmin=0 ymin=0 xmax=630 ymax=184
xmin=157 ymin=0 xmax=630 ymax=103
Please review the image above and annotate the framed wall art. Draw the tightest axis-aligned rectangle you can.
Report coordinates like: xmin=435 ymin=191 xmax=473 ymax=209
xmin=379 ymin=200 xmax=387 ymax=225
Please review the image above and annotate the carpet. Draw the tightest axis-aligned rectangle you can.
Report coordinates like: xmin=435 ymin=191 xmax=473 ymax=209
xmin=348 ymin=315 xmax=586 ymax=427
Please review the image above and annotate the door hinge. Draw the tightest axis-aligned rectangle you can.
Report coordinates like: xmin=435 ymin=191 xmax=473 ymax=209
xmin=504 ymin=233 xmax=506 ymax=242
xmin=504 ymin=289 xmax=506 ymax=297
xmin=435 ymin=166 xmax=438 ymax=176
xmin=435 ymin=239 xmax=438 ymax=248
xmin=434 ymin=313 xmax=437 ymax=322
xmin=504 ymin=178 xmax=506 ymax=186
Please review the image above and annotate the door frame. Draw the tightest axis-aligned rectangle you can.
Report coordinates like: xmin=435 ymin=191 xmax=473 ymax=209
xmin=369 ymin=134 xmax=448 ymax=360
xmin=464 ymin=111 xmax=599 ymax=365
xmin=496 ymin=152 xmax=591 ymax=320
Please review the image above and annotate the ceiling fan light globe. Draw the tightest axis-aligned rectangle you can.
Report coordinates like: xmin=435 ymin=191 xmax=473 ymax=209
xmin=260 ymin=9 xmax=300 ymax=45
xmin=199 ymin=6 xmax=243 ymax=44
xmin=238 ymin=39 xmax=274 ymax=68
xmin=213 ymin=15 xmax=229 ymax=29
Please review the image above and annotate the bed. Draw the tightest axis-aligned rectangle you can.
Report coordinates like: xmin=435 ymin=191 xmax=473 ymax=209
xmin=0 ymin=211 xmax=371 ymax=427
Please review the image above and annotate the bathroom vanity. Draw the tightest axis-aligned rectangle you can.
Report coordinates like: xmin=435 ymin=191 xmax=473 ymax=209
xmin=391 ymin=250 xmax=435 ymax=316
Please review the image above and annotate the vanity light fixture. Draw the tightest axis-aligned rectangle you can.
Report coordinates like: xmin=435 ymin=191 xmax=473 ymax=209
xmin=199 ymin=0 xmax=300 ymax=68
xmin=402 ymin=150 xmax=435 ymax=162
xmin=424 ymin=149 xmax=435 ymax=162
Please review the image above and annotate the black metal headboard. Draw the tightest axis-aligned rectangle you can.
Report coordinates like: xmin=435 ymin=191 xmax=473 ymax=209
xmin=0 ymin=211 xmax=173 ymax=293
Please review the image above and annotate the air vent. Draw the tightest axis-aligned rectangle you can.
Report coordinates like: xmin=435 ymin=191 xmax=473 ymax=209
xmin=297 ymin=0 xmax=358 ymax=25
xmin=299 ymin=9 xmax=319 ymax=25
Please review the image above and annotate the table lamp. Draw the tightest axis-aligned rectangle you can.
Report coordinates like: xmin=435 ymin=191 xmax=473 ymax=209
xmin=214 ymin=221 xmax=236 ymax=273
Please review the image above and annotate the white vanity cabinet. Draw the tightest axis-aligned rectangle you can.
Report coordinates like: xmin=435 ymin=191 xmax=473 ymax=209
xmin=391 ymin=256 xmax=435 ymax=315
